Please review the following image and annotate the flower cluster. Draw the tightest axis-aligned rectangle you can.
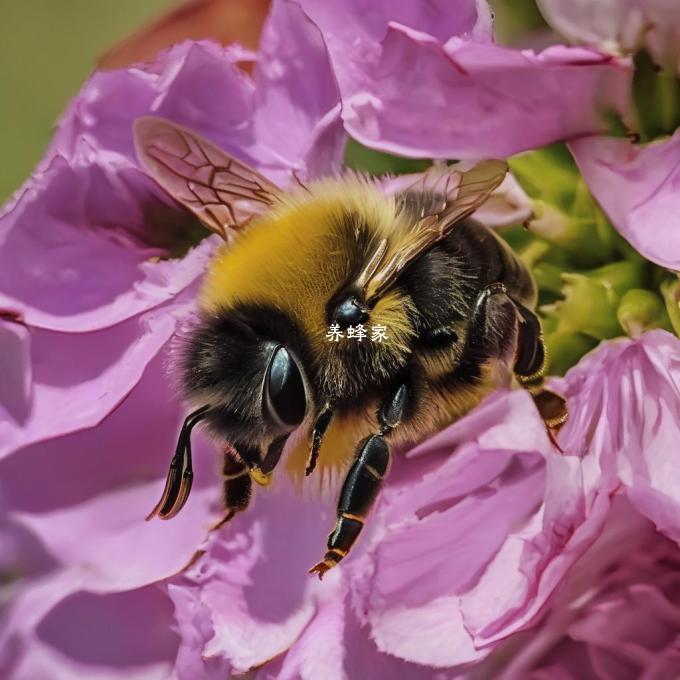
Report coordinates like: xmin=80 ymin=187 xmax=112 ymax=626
xmin=2 ymin=1 xmax=680 ymax=678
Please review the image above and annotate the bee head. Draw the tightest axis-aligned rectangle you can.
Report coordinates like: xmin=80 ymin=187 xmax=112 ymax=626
xmin=180 ymin=306 xmax=311 ymax=482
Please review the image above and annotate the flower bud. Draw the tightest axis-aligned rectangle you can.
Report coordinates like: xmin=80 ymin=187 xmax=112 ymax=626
xmin=510 ymin=147 xmax=618 ymax=266
xmin=528 ymin=201 xmax=591 ymax=252
xmin=582 ymin=260 xmax=648 ymax=297
xmin=661 ymin=277 xmax=680 ymax=337
xmin=542 ymin=273 xmax=622 ymax=340
xmin=617 ymin=289 xmax=672 ymax=338
xmin=632 ymin=50 xmax=680 ymax=142
xmin=532 ymin=261 xmax=564 ymax=296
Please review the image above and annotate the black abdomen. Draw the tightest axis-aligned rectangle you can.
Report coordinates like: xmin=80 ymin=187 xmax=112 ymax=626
xmin=451 ymin=218 xmax=536 ymax=306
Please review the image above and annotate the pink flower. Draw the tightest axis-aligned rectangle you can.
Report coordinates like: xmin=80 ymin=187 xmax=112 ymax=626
xmin=503 ymin=329 xmax=680 ymax=678
xmin=529 ymin=2 xmax=680 ymax=299
xmin=164 ymin=331 xmax=680 ymax=677
xmin=499 ymin=498 xmax=680 ymax=679
xmin=554 ymin=330 xmax=680 ymax=544
xmin=293 ymin=0 xmax=676 ymax=313
xmin=295 ymin=0 xmax=632 ymax=158
xmin=0 ymin=2 xmax=344 ymax=676
xmin=166 ymin=390 xmax=566 ymax=676
xmin=2 ymin=0 xmax=680 ymax=678
xmin=537 ymin=0 xmax=680 ymax=71
xmin=570 ymin=131 xmax=680 ymax=270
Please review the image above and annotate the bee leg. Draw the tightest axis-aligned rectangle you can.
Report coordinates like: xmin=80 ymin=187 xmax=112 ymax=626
xmin=459 ymin=283 xmax=519 ymax=375
xmin=146 ymin=404 xmax=210 ymax=521
xmin=309 ymin=384 xmax=407 ymax=579
xmin=512 ymin=302 xmax=545 ymax=378
xmin=212 ymin=447 xmax=252 ymax=531
xmin=465 ymin=285 xmax=568 ymax=431
xmin=512 ymin=302 xmax=568 ymax=431
xmin=306 ymin=405 xmax=333 ymax=476
xmin=530 ymin=388 xmax=568 ymax=432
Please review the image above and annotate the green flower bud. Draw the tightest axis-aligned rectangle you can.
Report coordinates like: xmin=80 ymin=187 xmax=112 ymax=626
xmin=572 ymin=178 xmax=619 ymax=261
xmin=541 ymin=272 xmax=622 ymax=340
xmin=528 ymin=200 xmax=587 ymax=249
xmin=617 ymin=289 xmax=672 ymax=338
xmin=632 ymin=49 xmax=680 ymax=143
xmin=582 ymin=260 xmax=648 ymax=297
xmin=517 ymin=238 xmax=551 ymax=270
xmin=510 ymin=145 xmax=620 ymax=266
xmin=661 ymin=277 xmax=680 ymax=337
xmin=509 ymin=144 xmax=577 ymax=211
xmin=532 ymin=261 xmax=564 ymax=297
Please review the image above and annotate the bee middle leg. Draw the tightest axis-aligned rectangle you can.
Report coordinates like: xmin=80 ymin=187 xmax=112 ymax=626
xmin=212 ymin=447 xmax=252 ymax=530
xmin=467 ymin=283 xmax=568 ymax=430
xmin=309 ymin=383 xmax=407 ymax=579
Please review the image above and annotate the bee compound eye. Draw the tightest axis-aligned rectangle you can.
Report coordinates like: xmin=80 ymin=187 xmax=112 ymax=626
xmin=265 ymin=346 xmax=307 ymax=426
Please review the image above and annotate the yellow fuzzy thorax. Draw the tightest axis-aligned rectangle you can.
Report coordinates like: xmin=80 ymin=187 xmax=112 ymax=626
xmin=199 ymin=176 xmax=419 ymax=481
xmin=200 ymin=175 xmax=416 ymax=358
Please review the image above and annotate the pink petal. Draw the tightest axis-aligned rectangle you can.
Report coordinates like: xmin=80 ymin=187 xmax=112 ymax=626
xmin=169 ymin=585 xmax=232 ymax=680
xmin=266 ymin=577 xmax=346 ymax=680
xmin=347 ymin=35 xmax=630 ymax=158
xmin=556 ymin=330 xmax=680 ymax=542
xmin=253 ymin=0 xmax=345 ymax=179
xmin=347 ymin=391 xmax=563 ymax=665
xmin=341 ymin=608 xmax=455 ymax=680
xmin=570 ymin=131 xmax=680 ymax=270
xmin=495 ymin=497 xmax=680 ymax=678
xmin=0 ymin=350 xmax=219 ymax=676
xmin=50 ymin=41 xmax=256 ymax=176
xmin=36 ymin=587 xmax=179 ymax=678
xmin=0 ymin=353 xmax=219 ymax=589
xmin=0 ymin=169 xmax=214 ymax=331
xmin=0 ymin=318 xmax=31 ymax=424
xmin=538 ymin=0 xmax=680 ymax=70
xmin=299 ymin=0 xmax=492 ymax=54
xmin=168 ymin=485 xmax=336 ymax=674
xmin=11 ymin=479 xmax=215 ymax=593
xmin=1 ymin=586 xmax=178 ymax=680
xmin=474 ymin=174 xmax=534 ymax=227
xmin=298 ymin=0 xmax=631 ymax=158
xmin=0 ymin=290 xmax=198 ymax=459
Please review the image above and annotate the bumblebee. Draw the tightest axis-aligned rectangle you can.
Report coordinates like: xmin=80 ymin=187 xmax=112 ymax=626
xmin=135 ymin=117 xmax=567 ymax=578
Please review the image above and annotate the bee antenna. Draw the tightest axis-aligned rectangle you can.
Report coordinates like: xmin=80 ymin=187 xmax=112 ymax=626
xmin=306 ymin=405 xmax=333 ymax=476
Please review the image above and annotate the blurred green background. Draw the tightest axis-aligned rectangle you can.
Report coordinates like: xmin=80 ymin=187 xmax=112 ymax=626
xmin=0 ymin=0 xmax=171 ymax=202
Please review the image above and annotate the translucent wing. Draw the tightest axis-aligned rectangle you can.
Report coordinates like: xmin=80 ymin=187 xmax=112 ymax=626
xmin=360 ymin=160 xmax=508 ymax=303
xmin=134 ymin=116 xmax=280 ymax=240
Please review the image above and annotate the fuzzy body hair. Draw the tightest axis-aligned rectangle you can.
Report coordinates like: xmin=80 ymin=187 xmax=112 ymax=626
xmin=182 ymin=174 xmax=536 ymax=482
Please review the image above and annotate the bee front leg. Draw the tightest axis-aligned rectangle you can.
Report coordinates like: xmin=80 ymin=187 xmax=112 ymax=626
xmin=212 ymin=447 xmax=252 ymax=530
xmin=309 ymin=384 xmax=407 ymax=579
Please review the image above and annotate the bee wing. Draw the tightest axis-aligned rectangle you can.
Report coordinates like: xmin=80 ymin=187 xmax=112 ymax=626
xmin=134 ymin=116 xmax=280 ymax=240
xmin=361 ymin=160 xmax=508 ymax=302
